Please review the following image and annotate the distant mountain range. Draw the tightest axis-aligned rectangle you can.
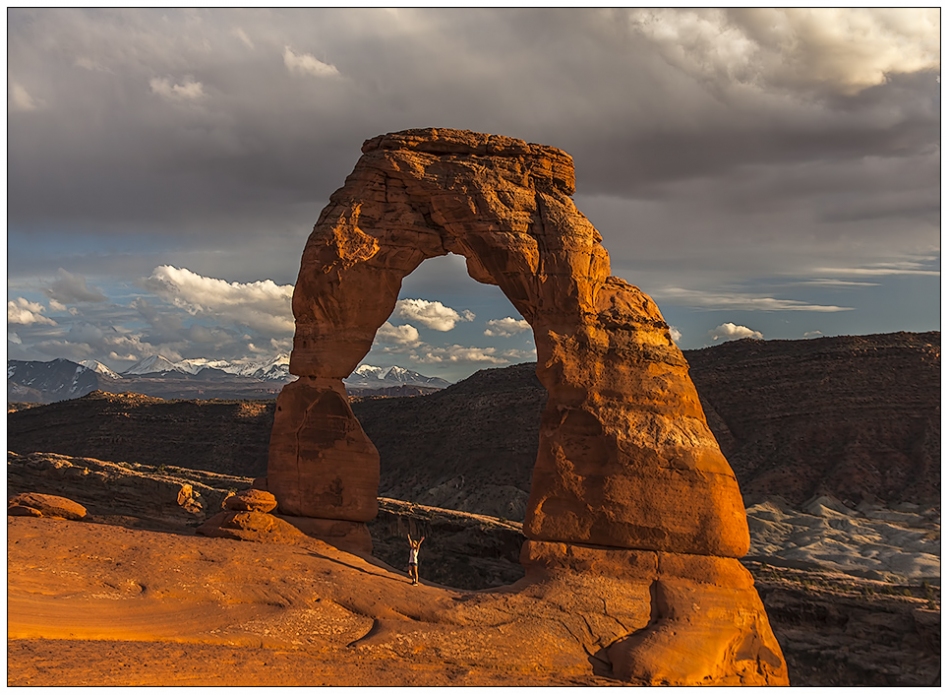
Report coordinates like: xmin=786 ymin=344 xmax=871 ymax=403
xmin=344 ymin=364 xmax=451 ymax=390
xmin=9 ymin=332 xmax=939 ymax=518
xmin=8 ymin=355 xmax=451 ymax=403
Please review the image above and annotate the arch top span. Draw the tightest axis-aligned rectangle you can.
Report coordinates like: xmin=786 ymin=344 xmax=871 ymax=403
xmin=290 ymin=127 xmax=606 ymax=380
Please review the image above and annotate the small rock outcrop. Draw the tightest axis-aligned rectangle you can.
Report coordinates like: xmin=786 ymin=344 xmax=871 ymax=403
xmin=8 ymin=492 xmax=87 ymax=520
xmin=224 ymin=488 xmax=278 ymax=513
xmin=267 ymin=128 xmax=786 ymax=685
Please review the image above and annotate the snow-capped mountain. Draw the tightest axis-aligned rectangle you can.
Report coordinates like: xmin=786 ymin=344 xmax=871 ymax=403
xmin=8 ymin=355 xmax=446 ymax=403
xmin=343 ymin=364 xmax=451 ymax=389
xmin=122 ymin=355 xmax=185 ymax=375
xmin=79 ymin=359 xmax=121 ymax=379
xmin=121 ymin=354 xmax=291 ymax=381
xmin=8 ymin=358 xmax=107 ymax=402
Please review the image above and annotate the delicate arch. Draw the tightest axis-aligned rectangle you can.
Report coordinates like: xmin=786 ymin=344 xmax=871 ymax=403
xmin=268 ymin=128 xmax=749 ymax=558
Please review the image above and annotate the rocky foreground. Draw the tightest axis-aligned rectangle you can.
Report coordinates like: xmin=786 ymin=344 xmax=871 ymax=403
xmin=7 ymin=451 xmax=940 ymax=686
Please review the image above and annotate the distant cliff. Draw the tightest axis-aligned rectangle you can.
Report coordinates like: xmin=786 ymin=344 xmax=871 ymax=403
xmin=8 ymin=332 xmax=939 ymax=512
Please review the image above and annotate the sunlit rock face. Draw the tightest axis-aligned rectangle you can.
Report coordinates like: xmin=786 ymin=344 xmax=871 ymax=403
xmin=267 ymin=128 xmax=786 ymax=685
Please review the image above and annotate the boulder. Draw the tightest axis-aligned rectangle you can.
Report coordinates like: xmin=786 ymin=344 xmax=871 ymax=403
xmin=224 ymin=488 xmax=278 ymax=513
xmin=8 ymin=492 xmax=87 ymax=520
xmin=522 ymin=540 xmax=788 ymax=685
xmin=195 ymin=511 xmax=306 ymax=545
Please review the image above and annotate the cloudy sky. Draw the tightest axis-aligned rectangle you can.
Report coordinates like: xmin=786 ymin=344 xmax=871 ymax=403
xmin=7 ymin=8 xmax=941 ymax=382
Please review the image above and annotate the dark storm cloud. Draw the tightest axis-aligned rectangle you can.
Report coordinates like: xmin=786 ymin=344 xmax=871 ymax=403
xmin=9 ymin=9 xmax=938 ymax=244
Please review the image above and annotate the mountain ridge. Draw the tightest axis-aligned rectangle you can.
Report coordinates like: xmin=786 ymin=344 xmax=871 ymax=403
xmin=8 ymin=331 xmax=939 ymax=513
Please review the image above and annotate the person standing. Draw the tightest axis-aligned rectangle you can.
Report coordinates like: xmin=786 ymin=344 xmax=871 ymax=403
xmin=407 ymin=533 xmax=425 ymax=585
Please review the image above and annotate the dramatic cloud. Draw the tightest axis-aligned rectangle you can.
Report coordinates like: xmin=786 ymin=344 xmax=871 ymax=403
xmin=484 ymin=317 xmax=530 ymax=338
xmin=149 ymin=76 xmax=205 ymax=101
xmin=708 ymin=323 xmax=764 ymax=342
xmin=396 ymin=299 xmax=475 ymax=332
xmin=283 ymin=46 xmax=340 ymax=77
xmin=142 ymin=265 xmax=293 ymax=334
xmin=6 ymin=9 xmax=939 ymax=373
xmin=375 ymin=321 xmax=420 ymax=346
xmin=8 ymin=298 xmax=56 ymax=326
xmin=629 ymin=9 xmax=939 ymax=95
xmin=45 ymin=268 xmax=107 ymax=304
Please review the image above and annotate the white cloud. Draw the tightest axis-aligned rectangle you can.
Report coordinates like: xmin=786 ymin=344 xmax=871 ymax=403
xmin=150 ymin=76 xmax=205 ymax=101
xmin=814 ymin=263 xmax=939 ymax=277
xmin=396 ymin=298 xmax=475 ymax=331
xmin=804 ymin=330 xmax=823 ymax=338
xmin=630 ymin=8 xmax=940 ymax=95
xmin=283 ymin=46 xmax=340 ymax=78
xmin=669 ymin=325 xmax=682 ymax=342
xmin=8 ymin=298 xmax=56 ymax=326
xmin=9 ymin=332 xmax=22 ymax=345
xmin=45 ymin=268 xmax=107 ymax=304
xmin=654 ymin=287 xmax=852 ymax=312
xmin=375 ymin=321 xmax=420 ymax=346
xmin=484 ymin=316 xmax=530 ymax=337
xmin=142 ymin=265 xmax=293 ymax=334
xmin=708 ymin=322 xmax=763 ymax=342
xmin=9 ymin=82 xmax=39 ymax=111
xmin=411 ymin=344 xmax=508 ymax=365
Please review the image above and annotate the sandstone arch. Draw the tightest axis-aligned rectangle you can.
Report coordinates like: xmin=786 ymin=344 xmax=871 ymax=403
xmin=269 ymin=128 xmax=748 ymax=556
xmin=265 ymin=129 xmax=787 ymax=685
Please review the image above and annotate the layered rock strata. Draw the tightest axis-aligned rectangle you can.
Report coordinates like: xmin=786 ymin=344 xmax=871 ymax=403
xmin=267 ymin=127 xmax=785 ymax=684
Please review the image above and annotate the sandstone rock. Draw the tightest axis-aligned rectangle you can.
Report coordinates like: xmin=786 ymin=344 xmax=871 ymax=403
xmin=522 ymin=540 xmax=787 ymax=685
xmin=195 ymin=511 xmax=306 ymax=545
xmin=224 ymin=488 xmax=278 ymax=513
xmin=8 ymin=505 xmax=43 ymax=518
xmin=272 ymin=127 xmax=747 ymax=556
xmin=277 ymin=515 xmax=373 ymax=555
xmin=8 ymin=492 xmax=87 ymax=520
xmin=268 ymin=378 xmax=379 ymax=521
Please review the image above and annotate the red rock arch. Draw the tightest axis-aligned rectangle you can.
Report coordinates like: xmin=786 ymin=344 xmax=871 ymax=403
xmin=268 ymin=128 xmax=749 ymax=558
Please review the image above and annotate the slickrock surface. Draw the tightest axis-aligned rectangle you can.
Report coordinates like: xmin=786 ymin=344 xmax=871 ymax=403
xmin=8 ymin=516 xmax=784 ymax=687
xmin=6 ymin=451 xmax=939 ymax=685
